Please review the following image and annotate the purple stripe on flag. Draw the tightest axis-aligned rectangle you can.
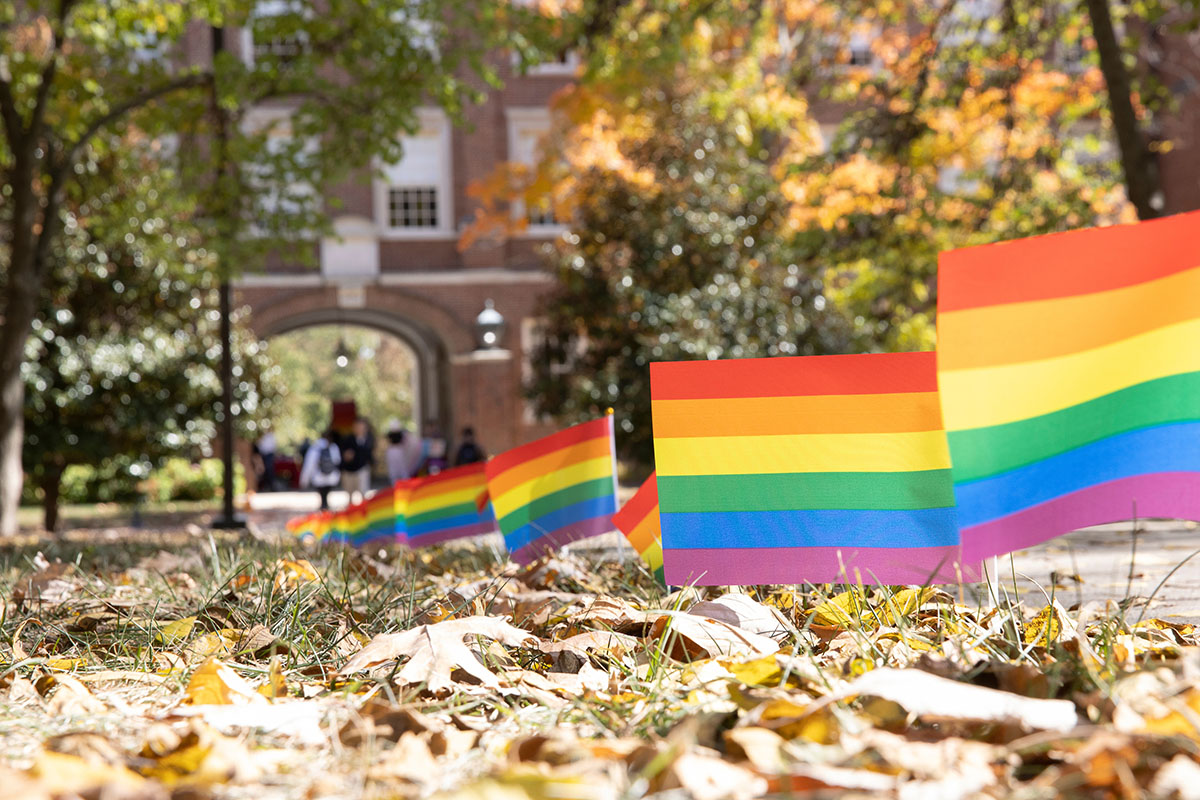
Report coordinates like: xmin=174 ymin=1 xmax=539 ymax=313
xmin=510 ymin=515 xmax=615 ymax=565
xmin=663 ymin=545 xmax=968 ymax=585
xmin=406 ymin=520 xmax=499 ymax=549
xmin=961 ymin=471 xmax=1200 ymax=563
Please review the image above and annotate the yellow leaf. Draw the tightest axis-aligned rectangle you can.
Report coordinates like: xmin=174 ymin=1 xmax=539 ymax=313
xmin=879 ymin=587 xmax=938 ymax=625
xmin=274 ymin=559 xmax=320 ymax=591
xmin=809 ymin=591 xmax=866 ymax=628
xmin=29 ymin=751 xmax=146 ymax=795
xmin=156 ymin=616 xmax=197 ymax=646
xmin=257 ymin=656 xmax=288 ymax=700
xmin=721 ymin=655 xmax=782 ymax=687
xmin=183 ymin=658 xmax=266 ymax=706
xmin=1023 ymin=605 xmax=1062 ymax=647
xmin=44 ymin=657 xmax=88 ymax=671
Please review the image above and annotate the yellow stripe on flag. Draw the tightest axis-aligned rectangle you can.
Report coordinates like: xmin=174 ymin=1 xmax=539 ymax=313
xmin=940 ymin=316 xmax=1200 ymax=431
xmin=655 ymin=430 xmax=951 ymax=476
xmin=491 ymin=456 xmax=614 ymax=519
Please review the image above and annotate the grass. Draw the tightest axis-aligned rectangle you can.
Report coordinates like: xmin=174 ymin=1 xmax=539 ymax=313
xmin=2 ymin=523 xmax=1200 ymax=798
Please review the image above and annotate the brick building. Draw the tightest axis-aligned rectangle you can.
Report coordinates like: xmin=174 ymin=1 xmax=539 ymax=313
xmin=221 ymin=7 xmax=1200 ymax=456
xmin=220 ymin=29 xmax=576 ymax=453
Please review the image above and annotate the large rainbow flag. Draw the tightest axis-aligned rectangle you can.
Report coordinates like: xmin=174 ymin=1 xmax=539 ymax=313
xmin=486 ymin=417 xmax=619 ymax=564
xmin=402 ymin=463 xmax=497 ymax=548
xmin=937 ymin=211 xmax=1200 ymax=562
xmin=611 ymin=472 xmax=665 ymax=584
xmin=650 ymin=353 xmax=962 ymax=585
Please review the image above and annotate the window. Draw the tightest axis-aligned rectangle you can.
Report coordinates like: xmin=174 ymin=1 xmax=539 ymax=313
xmin=528 ymin=48 xmax=581 ymax=76
xmin=243 ymin=0 xmax=308 ymax=66
xmin=376 ymin=109 xmax=454 ymax=237
xmin=506 ymin=108 xmax=563 ymax=233
xmin=388 ymin=187 xmax=439 ymax=228
xmin=241 ymin=107 xmax=317 ymax=230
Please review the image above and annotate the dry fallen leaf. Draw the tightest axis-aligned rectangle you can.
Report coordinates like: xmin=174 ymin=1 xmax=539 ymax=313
xmin=689 ymin=593 xmax=794 ymax=641
xmin=340 ymin=615 xmax=539 ymax=693
xmin=274 ymin=558 xmax=321 ymax=591
xmin=650 ymin=611 xmax=781 ymax=661
xmin=838 ymin=667 xmax=1079 ymax=731
xmin=183 ymin=658 xmax=267 ymax=706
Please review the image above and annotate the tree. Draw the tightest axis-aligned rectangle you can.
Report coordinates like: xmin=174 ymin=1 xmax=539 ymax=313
xmin=22 ymin=141 xmax=280 ymax=531
xmin=0 ymin=0 xmax=534 ymax=534
xmin=468 ymin=18 xmax=856 ymax=467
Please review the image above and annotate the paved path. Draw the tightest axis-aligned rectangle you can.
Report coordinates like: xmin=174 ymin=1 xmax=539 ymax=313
xmin=249 ymin=492 xmax=1200 ymax=620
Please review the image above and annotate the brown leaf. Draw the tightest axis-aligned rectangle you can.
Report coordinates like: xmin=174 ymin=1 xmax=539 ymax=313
xmin=689 ymin=593 xmax=794 ymax=641
xmin=12 ymin=553 xmax=76 ymax=608
xmin=649 ymin=611 xmax=781 ymax=661
xmin=340 ymin=700 xmax=444 ymax=746
xmin=340 ymin=615 xmax=539 ymax=693
xmin=570 ymin=595 xmax=652 ymax=634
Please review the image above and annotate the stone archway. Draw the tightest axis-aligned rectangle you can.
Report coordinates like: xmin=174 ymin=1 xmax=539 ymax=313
xmin=256 ymin=305 xmax=453 ymax=435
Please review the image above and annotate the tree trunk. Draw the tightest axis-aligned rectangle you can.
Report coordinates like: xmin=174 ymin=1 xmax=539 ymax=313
xmin=41 ymin=462 xmax=64 ymax=533
xmin=0 ymin=180 xmax=45 ymax=537
xmin=1083 ymin=0 xmax=1161 ymax=220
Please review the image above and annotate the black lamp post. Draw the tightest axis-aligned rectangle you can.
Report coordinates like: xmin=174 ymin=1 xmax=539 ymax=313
xmin=211 ymin=25 xmax=245 ymax=530
xmin=474 ymin=299 xmax=505 ymax=350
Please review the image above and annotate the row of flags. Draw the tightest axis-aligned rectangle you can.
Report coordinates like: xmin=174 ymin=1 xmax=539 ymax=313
xmin=290 ymin=209 xmax=1200 ymax=587
xmin=287 ymin=419 xmax=625 ymax=566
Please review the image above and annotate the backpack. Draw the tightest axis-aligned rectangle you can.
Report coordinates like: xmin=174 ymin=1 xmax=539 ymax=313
xmin=317 ymin=444 xmax=337 ymax=475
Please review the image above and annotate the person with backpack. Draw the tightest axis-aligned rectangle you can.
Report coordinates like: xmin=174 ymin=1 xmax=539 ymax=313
xmin=299 ymin=428 xmax=342 ymax=510
xmin=453 ymin=426 xmax=486 ymax=466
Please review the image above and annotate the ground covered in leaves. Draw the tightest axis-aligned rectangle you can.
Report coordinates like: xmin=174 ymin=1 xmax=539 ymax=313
xmin=4 ymin=529 xmax=1200 ymax=799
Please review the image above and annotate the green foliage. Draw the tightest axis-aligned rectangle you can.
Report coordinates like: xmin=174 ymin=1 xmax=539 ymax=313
xmin=21 ymin=140 xmax=280 ymax=524
xmin=265 ymin=326 xmax=417 ymax=450
xmin=525 ymin=48 xmax=855 ymax=468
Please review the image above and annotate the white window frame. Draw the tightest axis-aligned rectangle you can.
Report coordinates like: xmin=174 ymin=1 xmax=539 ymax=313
xmin=240 ymin=0 xmax=309 ymax=68
xmin=374 ymin=108 xmax=455 ymax=240
xmin=526 ymin=49 xmax=581 ymax=76
xmin=506 ymin=107 xmax=566 ymax=238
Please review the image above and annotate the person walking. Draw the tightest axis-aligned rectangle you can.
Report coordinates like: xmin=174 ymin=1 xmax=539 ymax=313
xmin=299 ymin=428 xmax=341 ymax=511
xmin=253 ymin=427 xmax=278 ymax=492
xmin=341 ymin=417 xmax=375 ymax=503
xmin=384 ymin=420 xmax=411 ymax=484
xmin=453 ymin=426 xmax=486 ymax=466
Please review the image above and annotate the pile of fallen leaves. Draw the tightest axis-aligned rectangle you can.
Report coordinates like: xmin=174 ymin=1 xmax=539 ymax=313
xmin=3 ymin=532 xmax=1200 ymax=799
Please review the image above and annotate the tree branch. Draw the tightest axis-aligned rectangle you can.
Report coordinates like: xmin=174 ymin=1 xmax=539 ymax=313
xmin=0 ymin=77 xmax=23 ymax=151
xmin=62 ymin=71 xmax=212 ymax=167
xmin=26 ymin=0 xmax=78 ymax=145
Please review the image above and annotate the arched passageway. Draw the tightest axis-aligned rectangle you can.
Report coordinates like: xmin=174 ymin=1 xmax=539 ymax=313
xmin=257 ymin=306 xmax=453 ymax=437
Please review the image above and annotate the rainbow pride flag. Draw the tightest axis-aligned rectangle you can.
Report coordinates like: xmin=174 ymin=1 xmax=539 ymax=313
xmin=650 ymin=353 xmax=962 ymax=585
xmin=363 ymin=487 xmax=399 ymax=545
xmin=611 ymin=472 xmax=665 ymax=583
xmin=486 ymin=417 xmax=619 ymax=564
xmin=285 ymin=512 xmax=317 ymax=541
xmin=937 ymin=211 xmax=1200 ymax=562
xmin=403 ymin=463 xmax=498 ymax=548
xmin=327 ymin=500 xmax=369 ymax=547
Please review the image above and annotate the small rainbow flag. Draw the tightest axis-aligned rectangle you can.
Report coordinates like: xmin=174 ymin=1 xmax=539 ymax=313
xmin=402 ymin=463 xmax=498 ymax=548
xmin=937 ymin=211 xmax=1200 ymax=562
xmin=650 ymin=353 xmax=962 ymax=585
xmin=327 ymin=500 xmax=368 ymax=547
xmin=611 ymin=472 xmax=665 ymax=584
xmin=285 ymin=513 xmax=316 ymax=540
xmin=486 ymin=417 xmax=619 ymax=564
xmin=364 ymin=487 xmax=399 ymax=545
